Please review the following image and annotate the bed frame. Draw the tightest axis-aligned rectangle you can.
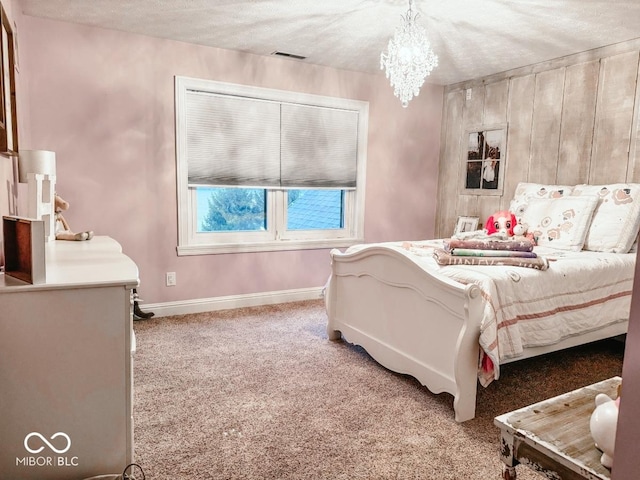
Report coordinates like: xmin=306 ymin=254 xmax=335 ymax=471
xmin=325 ymin=245 xmax=628 ymax=422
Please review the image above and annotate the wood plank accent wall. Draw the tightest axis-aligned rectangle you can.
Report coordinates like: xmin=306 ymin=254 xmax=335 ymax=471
xmin=435 ymin=40 xmax=640 ymax=238
xmin=557 ymin=60 xmax=598 ymax=185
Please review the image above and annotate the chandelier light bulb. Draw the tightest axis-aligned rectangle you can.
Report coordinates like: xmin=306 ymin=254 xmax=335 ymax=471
xmin=380 ymin=0 xmax=438 ymax=108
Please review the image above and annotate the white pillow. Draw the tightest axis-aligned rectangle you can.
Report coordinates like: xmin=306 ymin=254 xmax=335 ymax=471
xmin=520 ymin=195 xmax=599 ymax=251
xmin=571 ymin=183 xmax=640 ymax=253
xmin=509 ymin=182 xmax=574 ymax=220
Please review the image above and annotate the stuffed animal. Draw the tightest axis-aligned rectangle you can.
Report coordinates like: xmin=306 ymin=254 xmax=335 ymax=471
xmin=485 ymin=210 xmax=517 ymax=236
xmin=54 ymin=194 xmax=94 ymax=241
xmin=513 ymin=223 xmax=537 ymax=245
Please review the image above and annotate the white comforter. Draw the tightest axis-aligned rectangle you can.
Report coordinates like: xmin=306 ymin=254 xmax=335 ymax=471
xmin=346 ymin=240 xmax=635 ymax=385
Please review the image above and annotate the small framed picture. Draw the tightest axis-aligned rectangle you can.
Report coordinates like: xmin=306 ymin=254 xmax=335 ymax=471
xmin=454 ymin=216 xmax=480 ymax=236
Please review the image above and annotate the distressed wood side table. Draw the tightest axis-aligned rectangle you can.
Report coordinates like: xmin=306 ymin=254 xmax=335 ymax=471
xmin=494 ymin=376 xmax=620 ymax=480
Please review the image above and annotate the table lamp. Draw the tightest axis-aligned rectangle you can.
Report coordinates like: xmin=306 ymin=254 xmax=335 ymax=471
xmin=17 ymin=150 xmax=57 ymax=241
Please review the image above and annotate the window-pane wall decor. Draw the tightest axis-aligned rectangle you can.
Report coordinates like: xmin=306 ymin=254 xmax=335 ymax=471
xmin=463 ymin=125 xmax=506 ymax=195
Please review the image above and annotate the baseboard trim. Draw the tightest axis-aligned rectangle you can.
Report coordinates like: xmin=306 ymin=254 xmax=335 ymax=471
xmin=140 ymin=287 xmax=325 ymax=318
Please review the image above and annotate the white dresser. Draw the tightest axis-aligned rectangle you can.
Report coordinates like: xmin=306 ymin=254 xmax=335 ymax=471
xmin=0 ymin=236 xmax=139 ymax=479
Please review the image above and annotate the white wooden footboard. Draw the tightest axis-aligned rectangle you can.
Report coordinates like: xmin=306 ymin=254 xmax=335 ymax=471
xmin=325 ymin=246 xmax=485 ymax=422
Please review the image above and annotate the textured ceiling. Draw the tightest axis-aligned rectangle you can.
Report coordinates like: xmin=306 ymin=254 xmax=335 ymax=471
xmin=19 ymin=0 xmax=640 ymax=86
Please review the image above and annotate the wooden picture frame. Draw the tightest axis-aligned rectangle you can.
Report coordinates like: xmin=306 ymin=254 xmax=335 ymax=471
xmin=454 ymin=216 xmax=480 ymax=236
xmin=2 ymin=216 xmax=45 ymax=284
xmin=462 ymin=124 xmax=506 ymax=195
xmin=0 ymin=2 xmax=17 ymax=157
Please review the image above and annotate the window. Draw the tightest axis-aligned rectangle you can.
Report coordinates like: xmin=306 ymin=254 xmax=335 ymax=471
xmin=462 ymin=125 xmax=507 ymax=195
xmin=175 ymin=77 xmax=368 ymax=255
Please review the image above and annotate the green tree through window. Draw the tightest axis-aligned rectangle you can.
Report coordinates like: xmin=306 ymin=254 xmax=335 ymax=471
xmin=201 ymin=188 xmax=266 ymax=232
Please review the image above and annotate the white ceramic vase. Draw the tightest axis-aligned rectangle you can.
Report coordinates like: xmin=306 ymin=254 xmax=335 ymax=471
xmin=589 ymin=393 xmax=619 ymax=469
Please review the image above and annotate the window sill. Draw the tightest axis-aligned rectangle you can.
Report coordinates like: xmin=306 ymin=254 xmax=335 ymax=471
xmin=176 ymin=237 xmax=365 ymax=256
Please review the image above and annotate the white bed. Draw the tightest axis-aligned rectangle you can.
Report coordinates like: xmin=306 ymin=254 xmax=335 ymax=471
xmin=325 ymin=182 xmax=640 ymax=422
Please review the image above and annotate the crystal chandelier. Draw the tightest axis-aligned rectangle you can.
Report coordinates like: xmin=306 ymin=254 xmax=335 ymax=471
xmin=380 ymin=0 xmax=438 ymax=107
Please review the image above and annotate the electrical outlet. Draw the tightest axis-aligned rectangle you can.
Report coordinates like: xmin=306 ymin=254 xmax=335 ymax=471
xmin=166 ymin=272 xmax=177 ymax=286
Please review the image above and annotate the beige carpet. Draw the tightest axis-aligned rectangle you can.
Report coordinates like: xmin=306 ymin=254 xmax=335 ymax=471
xmin=132 ymin=299 xmax=624 ymax=479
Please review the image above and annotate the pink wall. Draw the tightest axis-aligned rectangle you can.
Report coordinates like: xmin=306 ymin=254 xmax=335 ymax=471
xmin=16 ymin=15 xmax=443 ymax=305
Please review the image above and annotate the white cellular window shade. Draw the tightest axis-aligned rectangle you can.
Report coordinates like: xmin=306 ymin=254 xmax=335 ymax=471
xmin=185 ymin=90 xmax=359 ymax=189
xmin=281 ymin=104 xmax=358 ymax=189
xmin=186 ymin=90 xmax=281 ymax=187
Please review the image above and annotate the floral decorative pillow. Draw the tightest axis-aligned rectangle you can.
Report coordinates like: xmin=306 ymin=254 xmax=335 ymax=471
xmin=571 ymin=183 xmax=640 ymax=253
xmin=520 ymin=195 xmax=599 ymax=251
xmin=509 ymin=182 xmax=574 ymax=220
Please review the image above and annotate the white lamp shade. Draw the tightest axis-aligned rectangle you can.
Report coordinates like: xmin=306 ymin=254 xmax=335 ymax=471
xmin=18 ymin=150 xmax=56 ymax=183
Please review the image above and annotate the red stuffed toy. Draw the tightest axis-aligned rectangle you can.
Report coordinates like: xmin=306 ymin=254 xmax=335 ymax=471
xmin=485 ymin=210 xmax=517 ymax=236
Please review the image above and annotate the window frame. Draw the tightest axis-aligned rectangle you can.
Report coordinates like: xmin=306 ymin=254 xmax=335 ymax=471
xmin=461 ymin=124 xmax=507 ymax=196
xmin=175 ymin=76 xmax=368 ymax=255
